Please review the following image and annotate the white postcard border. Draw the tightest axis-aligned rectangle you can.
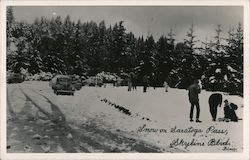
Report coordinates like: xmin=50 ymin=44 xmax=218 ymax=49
xmin=0 ymin=0 xmax=249 ymax=160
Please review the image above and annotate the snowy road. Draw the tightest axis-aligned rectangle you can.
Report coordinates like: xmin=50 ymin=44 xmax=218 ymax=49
xmin=7 ymin=82 xmax=162 ymax=153
xmin=7 ymin=81 xmax=243 ymax=153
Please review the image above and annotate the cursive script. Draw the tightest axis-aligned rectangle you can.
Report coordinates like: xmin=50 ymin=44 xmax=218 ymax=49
xmin=207 ymin=138 xmax=231 ymax=146
xmin=170 ymin=126 xmax=203 ymax=136
xmin=170 ymin=138 xmax=205 ymax=149
xmin=206 ymin=126 xmax=228 ymax=135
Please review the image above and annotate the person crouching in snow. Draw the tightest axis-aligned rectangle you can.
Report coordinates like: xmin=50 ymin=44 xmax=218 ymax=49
xmin=163 ymin=80 xmax=169 ymax=92
xmin=224 ymin=100 xmax=238 ymax=122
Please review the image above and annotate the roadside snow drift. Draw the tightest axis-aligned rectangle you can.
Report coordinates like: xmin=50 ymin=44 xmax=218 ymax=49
xmin=8 ymin=81 xmax=243 ymax=152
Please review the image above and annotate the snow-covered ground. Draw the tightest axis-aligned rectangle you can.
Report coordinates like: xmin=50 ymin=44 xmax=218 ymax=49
xmin=7 ymin=81 xmax=243 ymax=153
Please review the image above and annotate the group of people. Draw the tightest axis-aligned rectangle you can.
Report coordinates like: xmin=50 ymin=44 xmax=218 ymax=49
xmin=127 ymin=76 xmax=239 ymax=123
xmin=188 ymin=79 xmax=239 ymax=123
xmin=128 ymin=74 xmax=153 ymax=93
xmin=127 ymin=74 xmax=169 ymax=93
xmin=127 ymin=72 xmax=138 ymax=91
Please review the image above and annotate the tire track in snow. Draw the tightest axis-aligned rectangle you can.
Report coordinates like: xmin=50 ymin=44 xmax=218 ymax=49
xmin=7 ymin=87 xmax=18 ymax=120
xmin=18 ymin=88 xmax=125 ymax=152
xmin=23 ymin=87 xmax=162 ymax=152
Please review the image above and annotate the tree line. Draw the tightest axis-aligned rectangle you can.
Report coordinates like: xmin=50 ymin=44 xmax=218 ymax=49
xmin=6 ymin=7 xmax=243 ymax=96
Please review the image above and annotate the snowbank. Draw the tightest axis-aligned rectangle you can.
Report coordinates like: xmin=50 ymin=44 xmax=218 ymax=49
xmin=15 ymin=81 xmax=243 ymax=152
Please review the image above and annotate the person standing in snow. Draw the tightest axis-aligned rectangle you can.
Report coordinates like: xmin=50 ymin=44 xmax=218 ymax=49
xmin=188 ymin=79 xmax=202 ymax=122
xmin=164 ymin=79 xmax=169 ymax=92
xmin=127 ymin=73 xmax=132 ymax=91
xmin=151 ymin=73 xmax=157 ymax=90
xmin=131 ymin=73 xmax=137 ymax=90
xmin=142 ymin=75 xmax=149 ymax=93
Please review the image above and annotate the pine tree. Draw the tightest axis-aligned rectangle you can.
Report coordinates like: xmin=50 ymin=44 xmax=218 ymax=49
xmin=184 ymin=24 xmax=198 ymax=54
xmin=143 ymin=35 xmax=156 ymax=82
xmin=177 ymin=24 xmax=200 ymax=88
xmin=214 ymin=25 xmax=223 ymax=54
xmin=125 ymin=32 xmax=137 ymax=71
xmin=223 ymin=23 xmax=243 ymax=95
xmin=155 ymin=29 xmax=175 ymax=85
xmin=10 ymin=22 xmax=33 ymax=73
xmin=135 ymin=36 xmax=145 ymax=81
xmin=7 ymin=7 xmax=15 ymax=51
xmin=202 ymin=25 xmax=224 ymax=91
xmin=110 ymin=21 xmax=127 ymax=73
xmin=97 ymin=20 xmax=108 ymax=72
xmin=6 ymin=12 xmax=243 ymax=95
xmin=70 ymin=20 xmax=88 ymax=75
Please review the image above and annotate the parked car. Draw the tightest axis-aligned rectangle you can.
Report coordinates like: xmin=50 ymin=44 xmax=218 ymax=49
xmin=82 ymin=76 xmax=103 ymax=87
xmin=50 ymin=75 xmax=75 ymax=95
xmin=7 ymin=73 xmax=24 ymax=83
xmin=71 ymin=75 xmax=82 ymax=90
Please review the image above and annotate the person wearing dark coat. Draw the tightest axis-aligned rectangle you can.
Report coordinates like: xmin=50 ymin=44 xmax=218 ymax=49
xmin=224 ymin=100 xmax=238 ymax=122
xmin=127 ymin=73 xmax=132 ymax=92
xmin=209 ymin=93 xmax=223 ymax=121
xmin=188 ymin=79 xmax=201 ymax=122
xmin=131 ymin=73 xmax=137 ymax=90
xmin=142 ymin=75 xmax=149 ymax=93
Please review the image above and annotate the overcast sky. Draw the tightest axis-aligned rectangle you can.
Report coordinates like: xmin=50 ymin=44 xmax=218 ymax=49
xmin=12 ymin=6 xmax=243 ymax=44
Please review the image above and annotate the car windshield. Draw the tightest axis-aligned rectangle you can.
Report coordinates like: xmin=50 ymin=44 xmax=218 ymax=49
xmin=58 ymin=78 xmax=70 ymax=82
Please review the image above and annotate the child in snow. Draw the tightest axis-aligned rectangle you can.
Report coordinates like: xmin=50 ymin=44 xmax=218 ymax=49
xmin=164 ymin=80 xmax=169 ymax=92
xmin=127 ymin=76 xmax=132 ymax=91
xmin=224 ymin=100 xmax=238 ymax=122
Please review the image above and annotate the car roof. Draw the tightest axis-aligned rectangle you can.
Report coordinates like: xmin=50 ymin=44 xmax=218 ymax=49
xmin=9 ymin=72 xmax=21 ymax=75
xmin=55 ymin=75 xmax=71 ymax=79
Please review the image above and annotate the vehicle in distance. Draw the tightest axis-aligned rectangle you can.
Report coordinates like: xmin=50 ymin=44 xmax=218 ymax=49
xmin=50 ymin=75 xmax=75 ymax=96
xmin=7 ymin=72 xmax=24 ymax=83
xmin=82 ymin=76 xmax=103 ymax=87
xmin=71 ymin=75 xmax=82 ymax=90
